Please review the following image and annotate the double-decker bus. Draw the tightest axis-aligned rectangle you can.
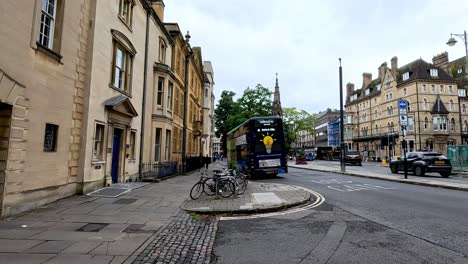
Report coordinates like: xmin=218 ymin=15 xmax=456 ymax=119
xmin=227 ymin=116 xmax=288 ymax=178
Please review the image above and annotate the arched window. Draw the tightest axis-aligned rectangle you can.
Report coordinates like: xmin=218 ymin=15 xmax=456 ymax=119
xmin=407 ymin=101 xmax=411 ymax=112
xmin=450 ymin=118 xmax=456 ymax=132
xmin=374 ymin=110 xmax=378 ymax=119
xmin=463 ymin=104 xmax=466 ymax=114
xmin=424 ymin=117 xmax=428 ymax=130
xmin=449 ymin=99 xmax=454 ymax=111
xmin=375 ymin=124 xmax=378 ymax=134
xmin=423 ymin=98 xmax=428 ymax=110
xmin=391 ymin=122 xmax=394 ymax=132
xmin=390 ymin=105 xmax=393 ymax=115
xmin=403 ymin=88 xmax=407 ymax=96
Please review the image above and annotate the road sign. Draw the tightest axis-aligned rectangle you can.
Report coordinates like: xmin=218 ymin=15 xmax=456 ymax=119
xmin=399 ymin=115 xmax=408 ymax=126
xmin=398 ymin=99 xmax=407 ymax=109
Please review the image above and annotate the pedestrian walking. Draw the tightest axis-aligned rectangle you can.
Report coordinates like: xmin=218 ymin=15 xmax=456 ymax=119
xmin=204 ymin=155 xmax=211 ymax=170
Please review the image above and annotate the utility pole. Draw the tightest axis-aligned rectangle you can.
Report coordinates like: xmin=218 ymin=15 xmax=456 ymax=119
xmin=339 ymin=58 xmax=346 ymax=172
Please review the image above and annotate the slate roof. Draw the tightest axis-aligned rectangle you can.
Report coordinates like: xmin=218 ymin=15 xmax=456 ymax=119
xmin=431 ymin=95 xmax=449 ymax=115
xmin=397 ymin=59 xmax=454 ymax=86
xmin=104 ymin=94 xmax=128 ymax=106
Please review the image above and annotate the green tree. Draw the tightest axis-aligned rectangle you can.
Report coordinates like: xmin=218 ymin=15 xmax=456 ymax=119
xmin=228 ymin=84 xmax=273 ymax=126
xmin=214 ymin=91 xmax=236 ymax=154
xmin=283 ymin=107 xmax=316 ymax=151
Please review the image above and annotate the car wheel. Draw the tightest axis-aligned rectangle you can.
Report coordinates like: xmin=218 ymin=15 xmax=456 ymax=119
xmin=440 ymin=172 xmax=450 ymax=178
xmin=414 ymin=166 xmax=425 ymax=176
xmin=390 ymin=164 xmax=398 ymax=174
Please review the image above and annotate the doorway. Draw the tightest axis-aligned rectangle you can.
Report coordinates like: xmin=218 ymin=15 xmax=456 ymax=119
xmin=111 ymin=128 xmax=123 ymax=184
xmin=0 ymin=103 xmax=12 ymax=216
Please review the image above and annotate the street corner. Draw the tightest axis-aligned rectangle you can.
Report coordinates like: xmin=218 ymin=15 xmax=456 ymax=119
xmin=180 ymin=182 xmax=323 ymax=217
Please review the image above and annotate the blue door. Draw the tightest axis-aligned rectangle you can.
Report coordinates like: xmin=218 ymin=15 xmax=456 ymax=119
xmin=111 ymin=128 xmax=122 ymax=183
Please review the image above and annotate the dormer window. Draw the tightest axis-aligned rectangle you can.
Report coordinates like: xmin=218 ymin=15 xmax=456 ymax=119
xmin=402 ymin=72 xmax=409 ymax=81
xmin=458 ymin=68 xmax=463 ymax=74
xmin=365 ymin=89 xmax=370 ymax=96
xmin=430 ymin=69 xmax=438 ymax=77
xmin=376 ymin=84 xmax=381 ymax=91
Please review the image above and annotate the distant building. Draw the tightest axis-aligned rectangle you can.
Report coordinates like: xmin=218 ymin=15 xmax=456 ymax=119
xmin=202 ymin=61 xmax=215 ymax=156
xmin=297 ymin=129 xmax=315 ymax=148
xmin=212 ymin=136 xmax=222 ymax=155
xmin=272 ymin=73 xmax=283 ymax=117
xmin=345 ymin=55 xmax=460 ymax=160
xmin=314 ymin=109 xmax=340 ymax=148
xmin=328 ymin=118 xmax=341 ymax=147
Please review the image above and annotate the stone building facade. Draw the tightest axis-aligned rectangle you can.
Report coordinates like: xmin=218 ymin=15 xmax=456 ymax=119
xmin=0 ymin=0 xmax=214 ymax=216
xmin=202 ymin=61 xmax=215 ymax=157
xmin=314 ymin=109 xmax=340 ymax=148
xmin=0 ymin=0 xmax=91 ymax=216
xmin=345 ymin=56 xmax=460 ymax=160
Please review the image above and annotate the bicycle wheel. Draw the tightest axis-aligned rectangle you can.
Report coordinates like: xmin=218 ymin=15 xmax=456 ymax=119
xmin=216 ymin=178 xmax=235 ymax=198
xmin=190 ymin=182 xmax=204 ymax=200
xmin=235 ymin=175 xmax=248 ymax=195
xmin=203 ymin=178 xmax=216 ymax=196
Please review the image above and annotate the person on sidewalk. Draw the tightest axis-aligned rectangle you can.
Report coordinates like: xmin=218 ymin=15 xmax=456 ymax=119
xmin=204 ymin=155 xmax=211 ymax=170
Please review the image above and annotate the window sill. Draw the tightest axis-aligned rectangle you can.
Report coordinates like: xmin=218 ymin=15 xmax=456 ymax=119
xmin=109 ymin=84 xmax=132 ymax=98
xmin=118 ymin=16 xmax=133 ymax=32
xmin=35 ymin=42 xmax=63 ymax=63
xmin=92 ymin=160 xmax=106 ymax=165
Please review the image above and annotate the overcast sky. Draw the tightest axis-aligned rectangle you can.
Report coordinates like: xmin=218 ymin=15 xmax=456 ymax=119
xmin=164 ymin=0 xmax=468 ymax=114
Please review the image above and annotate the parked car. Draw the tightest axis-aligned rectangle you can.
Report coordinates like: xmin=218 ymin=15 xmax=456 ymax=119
xmin=389 ymin=152 xmax=452 ymax=177
xmin=305 ymin=153 xmax=315 ymax=161
xmin=344 ymin=150 xmax=362 ymax=166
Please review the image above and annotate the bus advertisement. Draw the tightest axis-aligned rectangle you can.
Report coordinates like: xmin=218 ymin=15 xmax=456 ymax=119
xmin=227 ymin=116 xmax=288 ymax=178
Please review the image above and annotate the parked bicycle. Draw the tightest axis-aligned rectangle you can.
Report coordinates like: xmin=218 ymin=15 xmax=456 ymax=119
xmin=213 ymin=168 xmax=248 ymax=195
xmin=190 ymin=171 xmax=236 ymax=200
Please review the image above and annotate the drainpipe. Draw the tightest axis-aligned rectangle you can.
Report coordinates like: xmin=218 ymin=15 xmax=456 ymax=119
xmin=415 ymin=82 xmax=422 ymax=150
xmin=182 ymin=37 xmax=193 ymax=173
xmin=138 ymin=10 xmax=150 ymax=180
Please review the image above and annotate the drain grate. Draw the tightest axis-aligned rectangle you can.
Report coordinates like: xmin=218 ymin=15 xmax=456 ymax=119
xmin=76 ymin=223 xmax=109 ymax=232
xmin=87 ymin=188 xmax=130 ymax=198
xmin=113 ymin=198 xmax=137 ymax=204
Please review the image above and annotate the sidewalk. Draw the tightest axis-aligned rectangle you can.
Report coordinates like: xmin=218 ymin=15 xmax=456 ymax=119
xmin=0 ymin=160 xmax=313 ymax=264
xmin=289 ymin=160 xmax=468 ymax=192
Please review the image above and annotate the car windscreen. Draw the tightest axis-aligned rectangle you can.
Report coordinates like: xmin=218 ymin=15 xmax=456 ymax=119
xmin=347 ymin=151 xmax=359 ymax=155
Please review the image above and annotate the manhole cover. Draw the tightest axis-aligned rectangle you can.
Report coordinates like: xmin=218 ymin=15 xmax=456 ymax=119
xmin=87 ymin=188 xmax=130 ymax=198
xmin=76 ymin=223 xmax=109 ymax=232
xmin=113 ymin=198 xmax=137 ymax=204
xmin=123 ymin=224 xmax=154 ymax=234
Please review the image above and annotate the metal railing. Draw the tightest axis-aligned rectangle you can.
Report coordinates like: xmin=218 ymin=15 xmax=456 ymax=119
xmin=140 ymin=156 xmax=205 ymax=181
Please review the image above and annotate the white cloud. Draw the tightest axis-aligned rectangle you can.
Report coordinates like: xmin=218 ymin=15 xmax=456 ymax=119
xmin=164 ymin=0 xmax=468 ymax=113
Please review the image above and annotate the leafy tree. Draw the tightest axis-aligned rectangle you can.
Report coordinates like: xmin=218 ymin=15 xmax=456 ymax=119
xmin=214 ymin=91 xmax=236 ymax=154
xmin=283 ymin=107 xmax=316 ymax=152
xmin=215 ymin=84 xmax=273 ymax=154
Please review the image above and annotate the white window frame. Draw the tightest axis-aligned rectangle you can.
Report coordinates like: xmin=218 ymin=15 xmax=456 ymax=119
xmin=93 ymin=123 xmax=105 ymax=161
xmin=430 ymin=69 xmax=438 ymax=77
xmin=402 ymin=72 xmax=409 ymax=81
xmin=157 ymin=77 xmax=164 ymax=107
xmin=408 ymin=116 xmax=414 ymax=131
xmin=39 ymin=0 xmax=57 ymax=49
xmin=167 ymin=81 xmax=173 ymax=111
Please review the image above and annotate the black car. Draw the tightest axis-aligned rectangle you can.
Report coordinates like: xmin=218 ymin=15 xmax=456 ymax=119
xmin=389 ymin=152 xmax=452 ymax=177
xmin=344 ymin=150 xmax=362 ymax=166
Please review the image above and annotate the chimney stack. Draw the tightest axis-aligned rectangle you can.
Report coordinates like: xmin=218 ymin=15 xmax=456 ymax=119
xmin=379 ymin=62 xmax=387 ymax=82
xmin=362 ymin=73 xmax=372 ymax=89
xmin=346 ymin=82 xmax=355 ymax=100
xmin=151 ymin=0 xmax=165 ymax=22
xmin=391 ymin=56 xmax=398 ymax=78
xmin=432 ymin=52 xmax=450 ymax=76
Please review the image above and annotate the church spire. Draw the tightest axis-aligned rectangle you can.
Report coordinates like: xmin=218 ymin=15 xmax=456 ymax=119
xmin=272 ymin=73 xmax=283 ymax=117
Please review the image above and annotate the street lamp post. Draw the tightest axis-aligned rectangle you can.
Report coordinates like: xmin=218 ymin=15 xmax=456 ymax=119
xmin=339 ymin=58 xmax=346 ymax=172
xmin=447 ymin=30 xmax=468 ymax=85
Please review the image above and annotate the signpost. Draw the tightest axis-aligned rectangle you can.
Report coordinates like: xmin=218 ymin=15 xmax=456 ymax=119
xmin=398 ymin=99 xmax=408 ymax=179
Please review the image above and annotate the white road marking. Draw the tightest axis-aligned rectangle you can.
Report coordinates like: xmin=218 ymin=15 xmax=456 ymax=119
xmin=220 ymin=185 xmax=325 ymax=221
xmin=327 ymin=183 xmax=396 ymax=192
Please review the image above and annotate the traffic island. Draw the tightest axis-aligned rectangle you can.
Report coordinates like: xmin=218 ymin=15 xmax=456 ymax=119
xmin=181 ymin=182 xmax=313 ymax=214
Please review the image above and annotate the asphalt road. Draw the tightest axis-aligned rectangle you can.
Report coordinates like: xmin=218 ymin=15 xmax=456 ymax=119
xmin=211 ymin=168 xmax=468 ymax=264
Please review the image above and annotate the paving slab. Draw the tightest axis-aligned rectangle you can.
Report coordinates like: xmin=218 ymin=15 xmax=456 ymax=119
xmin=0 ymin=253 xmax=55 ymax=264
xmin=44 ymin=253 xmax=94 ymax=264
xmin=0 ymin=239 xmax=44 ymax=252
xmin=24 ymin=240 xmax=76 ymax=254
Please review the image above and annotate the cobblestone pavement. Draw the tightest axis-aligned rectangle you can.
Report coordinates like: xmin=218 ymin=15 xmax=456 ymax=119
xmin=133 ymin=211 xmax=217 ymax=264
